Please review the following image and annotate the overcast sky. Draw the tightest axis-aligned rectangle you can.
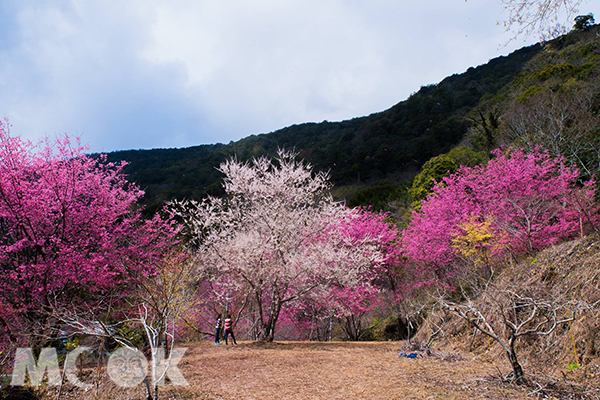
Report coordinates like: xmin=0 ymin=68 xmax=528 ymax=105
xmin=0 ymin=1 xmax=596 ymax=153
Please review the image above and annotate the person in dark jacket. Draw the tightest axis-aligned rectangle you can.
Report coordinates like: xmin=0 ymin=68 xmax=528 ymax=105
xmin=214 ymin=316 xmax=222 ymax=345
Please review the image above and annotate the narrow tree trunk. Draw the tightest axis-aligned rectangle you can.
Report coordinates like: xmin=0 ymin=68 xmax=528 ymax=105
xmin=507 ymin=351 xmax=524 ymax=383
xmin=96 ymin=339 xmax=104 ymax=398
xmin=261 ymin=300 xmax=282 ymax=342
xmin=56 ymin=351 xmax=68 ymax=400
xmin=343 ymin=315 xmax=362 ymax=341
xmin=507 ymin=337 xmax=525 ymax=383
xmin=407 ymin=318 xmax=413 ymax=345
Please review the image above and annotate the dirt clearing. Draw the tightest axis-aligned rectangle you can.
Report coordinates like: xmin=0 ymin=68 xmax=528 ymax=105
xmin=43 ymin=341 xmax=537 ymax=400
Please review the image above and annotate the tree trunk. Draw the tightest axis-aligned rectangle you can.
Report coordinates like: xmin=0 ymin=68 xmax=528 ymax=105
xmin=507 ymin=346 xmax=525 ymax=383
xmin=343 ymin=315 xmax=362 ymax=341
xmin=261 ymin=300 xmax=282 ymax=342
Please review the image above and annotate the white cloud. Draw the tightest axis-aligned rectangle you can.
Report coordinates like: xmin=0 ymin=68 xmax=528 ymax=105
xmin=1 ymin=0 xmax=592 ymax=152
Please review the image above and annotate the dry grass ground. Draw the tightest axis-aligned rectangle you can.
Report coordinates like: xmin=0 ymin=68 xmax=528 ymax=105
xmin=42 ymin=340 xmax=537 ymax=400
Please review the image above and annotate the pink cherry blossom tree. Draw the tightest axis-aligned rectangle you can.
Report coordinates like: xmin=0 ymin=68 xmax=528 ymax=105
xmin=0 ymin=119 xmax=177 ymax=349
xmin=325 ymin=208 xmax=404 ymax=340
xmin=402 ymin=148 xmax=598 ymax=285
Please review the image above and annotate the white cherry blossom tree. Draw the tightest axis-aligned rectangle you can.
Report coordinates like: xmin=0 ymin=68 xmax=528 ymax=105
xmin=172 ymin=150 xmax=386 ymax=342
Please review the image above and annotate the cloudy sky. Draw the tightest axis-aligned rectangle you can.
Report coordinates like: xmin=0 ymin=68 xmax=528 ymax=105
xmin=0 ymin=1 xmax=596 ymax=153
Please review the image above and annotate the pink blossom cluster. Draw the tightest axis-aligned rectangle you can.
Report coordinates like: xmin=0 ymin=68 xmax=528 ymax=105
xmin=402 ymin=148 xmax=598 ymax=283
xmin=0 ymin=119 xmax=177 ymax=347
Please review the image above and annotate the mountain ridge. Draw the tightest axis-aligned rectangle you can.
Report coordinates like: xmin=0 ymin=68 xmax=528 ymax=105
xmin=107 ymin=41 xmax=546 ymax=212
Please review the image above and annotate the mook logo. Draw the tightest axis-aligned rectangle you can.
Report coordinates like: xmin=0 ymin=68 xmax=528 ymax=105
xmin=9 ymin=347 xmax=188 ymax=388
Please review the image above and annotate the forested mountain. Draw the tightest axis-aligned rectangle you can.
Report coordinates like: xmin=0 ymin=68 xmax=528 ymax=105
xmin=106 ymin=23 xmax=600 ymax=213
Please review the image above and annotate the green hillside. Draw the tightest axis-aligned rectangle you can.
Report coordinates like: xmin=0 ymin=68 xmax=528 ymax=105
xmin=106 ymin=23 xmax=600 ymax=214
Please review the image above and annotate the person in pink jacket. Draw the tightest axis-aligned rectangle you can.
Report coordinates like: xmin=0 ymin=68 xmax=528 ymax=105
xmin=223 ymin=314 xmax=237 ymax=345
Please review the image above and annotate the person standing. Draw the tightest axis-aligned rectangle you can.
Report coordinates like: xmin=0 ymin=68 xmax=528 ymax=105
xmin=224 ymin=314 xmax=237 ymax=345
xmin=214 ymin=316 xmax=222 ymax=345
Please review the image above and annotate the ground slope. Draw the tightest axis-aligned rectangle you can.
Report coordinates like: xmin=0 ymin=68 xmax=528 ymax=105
xmin=414 ymin=235 xmax=600 ymax=399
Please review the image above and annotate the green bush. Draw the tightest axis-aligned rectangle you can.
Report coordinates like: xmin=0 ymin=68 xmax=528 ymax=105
xmin=409 ymin=154 xmax=458 ymax=210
